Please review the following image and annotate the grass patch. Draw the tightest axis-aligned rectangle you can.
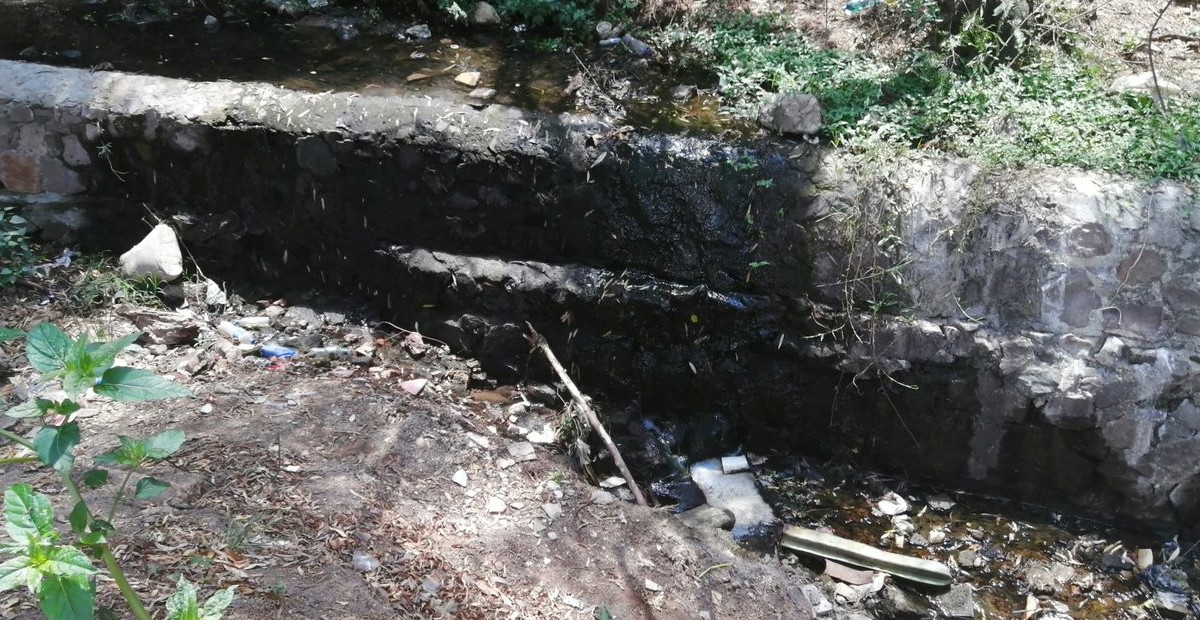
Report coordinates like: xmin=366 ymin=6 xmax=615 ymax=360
xmin=654 ymin=11 xmax=1200 ymax=181
xmin=67 ymin=254 xmax=164 ymax=312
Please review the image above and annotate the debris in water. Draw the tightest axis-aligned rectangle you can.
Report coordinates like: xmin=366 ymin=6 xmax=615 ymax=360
xmin=689 ymin=458 xmax=775 ymax=538
xmin=720 ymin=455 xmax=750 ymax=474
xmin=874 ymin=491 xmax=909 ymax=516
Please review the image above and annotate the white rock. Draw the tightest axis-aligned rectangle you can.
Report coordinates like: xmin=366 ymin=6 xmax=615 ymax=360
xmin=506 ymin=441 xmax=536 ymax=461
xmin=467 ymin=432 xmax=490 ymax=449
xmin=200 ymin=403 xmax=214 ymax=414
xmin=455 ymin=71 xmax=482 ymax=87
xmin=875 ymin=491 xmax=910 ymax=516
xmin=452 ymin=469 xmax=468 ymax=487
xmin=119 ymin=224 xmax=183 ymax=282
xmin=599 ymin=475 xmax=626 ymax=489
xmin=644 ymin=578 xmax=662 ymax=592
xmin=486 ymin=496 xmax=506 ymax=513
xmin=590 ymin=490 xmax=616 ymax=505
xmin=542 ymin=503 xmax=562 ymax=520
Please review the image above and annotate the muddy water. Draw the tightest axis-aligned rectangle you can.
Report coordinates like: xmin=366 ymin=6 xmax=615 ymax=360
xmin=756 ymin=460 xmax=1170 ymax=618
xmin=0 ymin=0 xmax=734 ymax=134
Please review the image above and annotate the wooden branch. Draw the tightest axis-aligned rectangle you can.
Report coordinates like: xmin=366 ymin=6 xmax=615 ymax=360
xmin=527 ymin=324 xmax=648 ymax=507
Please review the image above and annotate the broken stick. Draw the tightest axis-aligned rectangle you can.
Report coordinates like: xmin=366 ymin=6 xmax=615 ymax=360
xmin=527 ymin=324 xmax=648 ymax=507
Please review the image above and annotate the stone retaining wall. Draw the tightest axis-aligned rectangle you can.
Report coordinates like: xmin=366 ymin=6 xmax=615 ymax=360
xmin=2 ymin=59 xmax=1199 ymax=532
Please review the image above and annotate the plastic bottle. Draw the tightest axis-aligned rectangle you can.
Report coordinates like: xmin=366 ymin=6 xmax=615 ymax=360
xmin=217 ymin=321 xmax=255 ymax=344
xmin=309 ymin=346 xmax=351 ymax=360
xmin=844 ymin=0 xmax=882 ymax=15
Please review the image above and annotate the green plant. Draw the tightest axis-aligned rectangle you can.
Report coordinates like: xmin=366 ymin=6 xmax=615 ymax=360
xmin=0 ymin=324 xmax=227 ymax=620
xmin=166 ymin=575 xmax=235 ymax=620
xmin=0 ymin=206 xmax=34 ymax=288
xmin=67 ymin=255 xmax=163 ymax=312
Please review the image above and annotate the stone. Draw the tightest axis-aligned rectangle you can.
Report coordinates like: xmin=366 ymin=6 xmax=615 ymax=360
xmin=542 ymin=503 xmax=562 ymax=520
xmin=506 ymin=441 xmax=536 ymax=461
xmin=296 ymin=135 xmax=336 ymax=176
xmin=590 ymin=490 xmax=616 ymax=505
xmin=1110 ymin=72 xmax=1185 ymax=103
xmin=455 ymin=72 xmax=482 ymax=87
xmin=671 ymin=84 xmax=698 ymax=102
xmin=935 ymin=583 xmax=975 ymax=619
xmin=7 ymin=104 xmax=34 ymax=123
xmin=0 ymin=152 xmax=40 ymax=192
xmin=60 ymin=135 xmax=90 ymax=167
xmin=119 ymin=224 xmax=183 ymax=282
xmin=1025 ymin=563 xmax=1057 ymax=594
xmin=877 ymin=583 xmax=930 ymax=619
xmin=1116 ymin=249 xmax=1166 ymax=284
xmin=485 ymin=496 xmax=506 ymax=513
xmin=1065 ymin=223 xmax=1112 ymax=257
xmin=1059 ymin=269 xmax=1098 ymax=327
xmin=800 ymin=584 xmax=834 ymax=618
xmin=452 ymin=469 xmax=468 ymax=487
xmin=756 ymin=93 xmax=822 ymax=136
xmin=39 ymin=158 xmax=84 ymax=194
xmin=470 ymin=2 xmax=501 ymax=26
xmin=676 ymin=504 xmax=735 ymax=530
xmin=1040 ymin=393 xmax=1095 ymax=430
xmin=468 ymin=88 xmax=497 ymax=101
xmin=405 ymin=24 xmax=432 ymax=39
xmin=406 ymin=73 xmax=429 ymax=83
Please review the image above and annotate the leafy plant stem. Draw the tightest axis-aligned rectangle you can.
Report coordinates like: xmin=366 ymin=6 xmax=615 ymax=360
xmin=107 ymin=468 xmax=136 ymax=523
xmin=99 ymin=544 xmax=152 ymax=620
xmin=57 ymin=469 xmax=152 ymax=620
xmin=0 ymin=427 xmax=36 ymax=451
xmin=0 ymin=456 xmax=39 ymax=465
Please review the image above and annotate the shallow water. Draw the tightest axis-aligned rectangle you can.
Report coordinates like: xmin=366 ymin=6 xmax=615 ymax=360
xmin=0 ymin=0 xmax=738 ymax=135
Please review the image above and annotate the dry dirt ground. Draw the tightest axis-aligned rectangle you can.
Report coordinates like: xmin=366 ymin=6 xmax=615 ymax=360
xmin=0 ymin=262 xmax=817 ymax=620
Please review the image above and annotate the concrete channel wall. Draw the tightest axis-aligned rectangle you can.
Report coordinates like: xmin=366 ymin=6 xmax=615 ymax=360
xmin=3 ymin=59 xmax=1200 ymax=532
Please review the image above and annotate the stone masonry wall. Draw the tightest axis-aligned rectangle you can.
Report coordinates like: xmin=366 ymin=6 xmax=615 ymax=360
xmin=2 ymin=59 xmax=1199 ymax=532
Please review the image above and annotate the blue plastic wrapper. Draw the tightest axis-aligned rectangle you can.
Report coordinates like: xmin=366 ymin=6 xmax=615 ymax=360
xmin=260 ymin=343 xmax=297 ymax=359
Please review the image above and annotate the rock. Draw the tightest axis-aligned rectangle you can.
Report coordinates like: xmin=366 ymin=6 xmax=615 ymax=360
xmin=119 ymin=224 xmax=184 ymax=282
xmin=400 ymin=378 xmax=428 ymax=396
xmin=351 ymin=550 xmax=380 ymax=572
xmin=927 ymin=494 xmax=956 ymax=512
xmin=1109 ymin=72 xmax=1185 ymax=102
xmin=470 ymin=2 xmax=501 ymax=26
xmin=506 ymin=441 xmax=536 ymax=461
xmin=957 ymin=550 xmax=979 ymax=568
xmin=875 ymin=491 xmax=909 ymax=516
xmin=121 ymin=307 xmax=200 ymax=346
xmin=468 ymin=87 xmax=497 ymax=101
xmin=406 ymin=73 xmax=429 ymax=83
xmin=756 ymin=93 xmax=823 ymax=137
xmin=620 ymin=33 xmax=652 ymax=57
xmin=671 ymin=84 xmax=698 ymax=102
xmin=542 ymin=503 xmax=562 ymax=520
xmin=935 ymin=583 xmax=976 ymax=620
xmin=800 ymin=584 xmax=834 ymax=618
xmin=590 ymin=490 xmax=616 ymax=505
xmin=452 ymin=469 xmax=468 ymax=487
xmin=1025 ymin=562 xmax=1057 ymax=595
xmin=877 ymin=583 xmax=931 ymax=619
xmin=203 ymin=15 xmax=219 ymax=32
xmin=1153 ymin=591 xmax=1190 ymax=618
xmin=643 ymin=578 xmax=662 ymax=592
xmin=486 ymin=496 xmax=506 ymax=513
xmin=676 ymin=504 xmax=735 ymax=530
xmin=455 ymin=72 xmax=482 ymax=87
xmin=405 ymin=24 xmax=432 ymax=39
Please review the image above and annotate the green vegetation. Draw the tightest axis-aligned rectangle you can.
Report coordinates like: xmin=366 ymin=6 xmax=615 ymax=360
xmin=654 ymin=2 xmax=1200 ymax=181
xmin=0 ymin=325 xmax=230 ymax=620
xmin=66 ymin=255 xmax=163 ymax=313
xmin=0 ymin=207 xmax=34 ymax=288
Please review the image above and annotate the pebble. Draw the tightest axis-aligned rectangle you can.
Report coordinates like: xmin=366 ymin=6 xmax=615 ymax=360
xmin=200 ymin=403 xmax=214 ymax=414
xmin=506 ymin=441 xmax=536 ymax=461
xmin=590 ymin=490 xmax=616 ymax=505
xmin=486 ymin=496 xmax=506 ymax=513
xmin=452 ymin=469 xmax=468 ymax=487
xmin=542 ymin=503 xmax=562 ymax=520
xmin=455 ymin=71 xmax=482 ymax=87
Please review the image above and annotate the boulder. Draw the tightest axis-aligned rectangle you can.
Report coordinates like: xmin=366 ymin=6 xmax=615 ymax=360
xmin=119 ymin=224 xmax=183 ymax=282
xmin=470 ymin=2 xmax=501 ymax=26
xmin=677 ymin=504 xmax=735 ymax=530
xmin=756 ymin=93 xmax=822 ymax=137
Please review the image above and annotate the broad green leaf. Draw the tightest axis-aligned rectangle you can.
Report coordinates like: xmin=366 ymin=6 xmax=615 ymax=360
xmin=87 ymin=333 xmax=141 ymax=372
xmin=200 ymin=586 xmax=236 ymax=620
xmin=25 ymin=324 xmax=72 ymax=373
xmin=4 ymin=400 xmax=43 ymax=419
xmin=47 ymin=400 xmax=81 ymax=418
xmin=67 ymin=502 xmax=89 ymax=535
xmin=38 ymin=573 xmax=94 ymax=620
xmin=134 ymin=477 xmax=170 ymax=500
xmin=94 ymin=367 xmax=192 ymax=402
xmin=44 ymin=546 xmax=96 ymax=581
xmin=143 ymin=430 xmax=186 ymax=459
xmin=166 ymin=576 xmax=200 ymax=620
xmin=0 ymin=327 xmax=22 ymax=344
xmin=80 ymin=531 xmax=107 ymax=546
xmin=60 ymin=370 xmax=97 ymax=400
xmin=4 ymin=484 xmax=54 ymax=544
xmin=93 ymin=436 xmax=143 ymax=468
xmin=33 ymin=424 xmax=80 ymax=472
xmin=0 ymin=555 xmax=37 ymax=593
xmin=81 ymin=470 xmax=109 ymax=490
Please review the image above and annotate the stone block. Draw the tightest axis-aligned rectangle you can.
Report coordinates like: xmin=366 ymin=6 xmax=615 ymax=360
xmin=296 ymin=135 xmax=336 ymax=175
xmin=1116 ymin=249 xmax=1166 ymax=284
xmin=39 ymin=158 xmax=84 ymax=194
xmin=6 ymin=103 xmax=33 ymax=123
xmin=61 ymin=134 xmax=90 ymax=167
xmin=1066 ymin=223 xmax=1112 ymax=258
xmin=0 ymin=151 xmax=40 ymax=192
xmin=1060 ymin=269 xmax=1099 ymax=327
xmin=1040 ymin=393 xmax=1096 ymax=430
